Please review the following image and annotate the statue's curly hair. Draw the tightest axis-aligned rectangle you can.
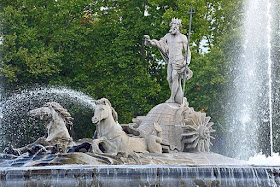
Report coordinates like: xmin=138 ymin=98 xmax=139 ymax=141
xmin=169 ymin=18 xmax=182 ymax=30
xmin=44 ymin=102 xmax=74 ymax=130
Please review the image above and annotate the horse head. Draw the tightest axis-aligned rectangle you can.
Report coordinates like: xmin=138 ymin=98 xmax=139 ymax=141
xmin=92 ymin=98 xmax=118 ymax=124
xmin=29 ymin=105 xmax=53 ymax=122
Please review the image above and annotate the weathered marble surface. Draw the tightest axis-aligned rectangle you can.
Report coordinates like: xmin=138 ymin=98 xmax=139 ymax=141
xmin=0 ymin=151 xmax=246 ymax=167
xmin=124 ymin=100 xmax=215 ymax=153
xmin=136 ymin=152 xmax=248 ymax=165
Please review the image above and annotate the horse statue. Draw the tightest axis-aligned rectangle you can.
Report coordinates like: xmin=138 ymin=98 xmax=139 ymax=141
xmin=30 ymin=102 xmax=74 ymax=144
xmin=91 ymin=98 xmax=163 ymax=155
xmin=5 ymin=102 xmax=76 ymax=155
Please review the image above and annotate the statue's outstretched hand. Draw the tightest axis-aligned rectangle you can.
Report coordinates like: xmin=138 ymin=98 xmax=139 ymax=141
xmin=144 ymin=35 xmax=151 ymax=46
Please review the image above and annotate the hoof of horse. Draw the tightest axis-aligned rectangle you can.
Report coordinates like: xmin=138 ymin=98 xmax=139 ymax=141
xmin=117 ymin=151 xmax=128 ymax=158
xmin=50 ymin=144 xmax=65 ymax=154
xmin=51 ymin=145 xmax=59 ymax=154
xmin=28 ymin=144 xmax=47 ymax=156
xmin=3 ymin=145 xmax=21 ymax=156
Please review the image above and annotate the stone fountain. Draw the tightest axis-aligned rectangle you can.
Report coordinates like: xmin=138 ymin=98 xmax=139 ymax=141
xmin=0 ymin=18 xmax=280 ymax=186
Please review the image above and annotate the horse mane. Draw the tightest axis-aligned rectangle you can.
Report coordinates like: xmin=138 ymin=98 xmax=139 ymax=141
xmin=44 ymin=102 xmax=74 ymax=130
xmin=95 ymin=98 xmax=118 ymax=122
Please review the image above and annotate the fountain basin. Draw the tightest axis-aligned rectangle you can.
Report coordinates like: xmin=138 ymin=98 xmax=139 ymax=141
xmin=0 ymin=165 xmax=279 ymax=186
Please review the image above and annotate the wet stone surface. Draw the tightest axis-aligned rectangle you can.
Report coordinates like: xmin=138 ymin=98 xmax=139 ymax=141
xmin=0 ymin=165 xmax=280 ymax=187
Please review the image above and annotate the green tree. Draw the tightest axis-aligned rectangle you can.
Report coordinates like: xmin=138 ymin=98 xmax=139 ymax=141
xmin=77 ymin=0 xmax=163 ymax=122
xmin=0 ymin=0 xmax=96 ymax=85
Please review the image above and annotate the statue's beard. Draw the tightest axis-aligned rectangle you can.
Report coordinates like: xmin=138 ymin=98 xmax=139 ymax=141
xmin=169 ymin=27 xmax=179 ymax=35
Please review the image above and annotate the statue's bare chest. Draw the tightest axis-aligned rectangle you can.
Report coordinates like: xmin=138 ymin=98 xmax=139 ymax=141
xmin=165 ymin=35 xmax=184 ymax=54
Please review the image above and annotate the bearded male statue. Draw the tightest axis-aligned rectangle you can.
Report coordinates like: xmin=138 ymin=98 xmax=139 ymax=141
xmin=145 ymin=18 xmax=193 ymax=104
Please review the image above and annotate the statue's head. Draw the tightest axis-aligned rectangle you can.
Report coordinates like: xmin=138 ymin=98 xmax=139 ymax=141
xmin=92 ymin=98 xmax=118 ymax=124
xmin=169 ymin=18 xmax=182 ymax=35
xmin=29 ymin=102 xmax=74 ymax=130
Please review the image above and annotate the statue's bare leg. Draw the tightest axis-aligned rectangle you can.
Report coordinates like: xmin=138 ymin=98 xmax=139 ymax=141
xmin=167 ymin=70 xmax=179 ymax=103
xmin=171 ymin=70 xmax=179 ymax=101
xmin=166 ymin=64 xmax=175 ymax=103
xmin=166 ymin=63 xmax=172 ymax=89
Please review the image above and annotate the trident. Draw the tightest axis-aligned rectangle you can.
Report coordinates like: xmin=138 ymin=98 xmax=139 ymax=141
xmin=182 ymin=4 xmax=195 ymax=104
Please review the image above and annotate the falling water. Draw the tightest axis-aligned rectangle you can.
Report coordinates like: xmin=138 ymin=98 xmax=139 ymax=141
xmin=227 ymin=0 xmax=273 ymax=159
xmin=1 ymin=87 xmax=96 ymax=110
xmin=267 ymin=0 xmax=273 ymax=156
xmin=0 ymin=165 xmax=280 ymax=186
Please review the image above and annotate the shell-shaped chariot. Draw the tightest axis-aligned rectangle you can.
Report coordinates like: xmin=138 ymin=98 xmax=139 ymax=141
xmin=122 ymin=101 xmax=215 ymax=153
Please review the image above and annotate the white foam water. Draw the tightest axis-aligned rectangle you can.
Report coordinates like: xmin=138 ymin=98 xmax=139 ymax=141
xmin=248 ymin=152 xmax=280 ymax=165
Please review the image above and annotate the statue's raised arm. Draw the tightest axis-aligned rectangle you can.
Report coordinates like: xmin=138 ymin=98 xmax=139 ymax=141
xmin=144 ymin=18 xmax=193 ymax=104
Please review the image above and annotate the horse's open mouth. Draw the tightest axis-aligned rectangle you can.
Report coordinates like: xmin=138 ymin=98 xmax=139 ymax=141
xmin=92 ymin=117 xmax=100 ymax=124
xmin=28 ymin=110 xmax=43 ymax=120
